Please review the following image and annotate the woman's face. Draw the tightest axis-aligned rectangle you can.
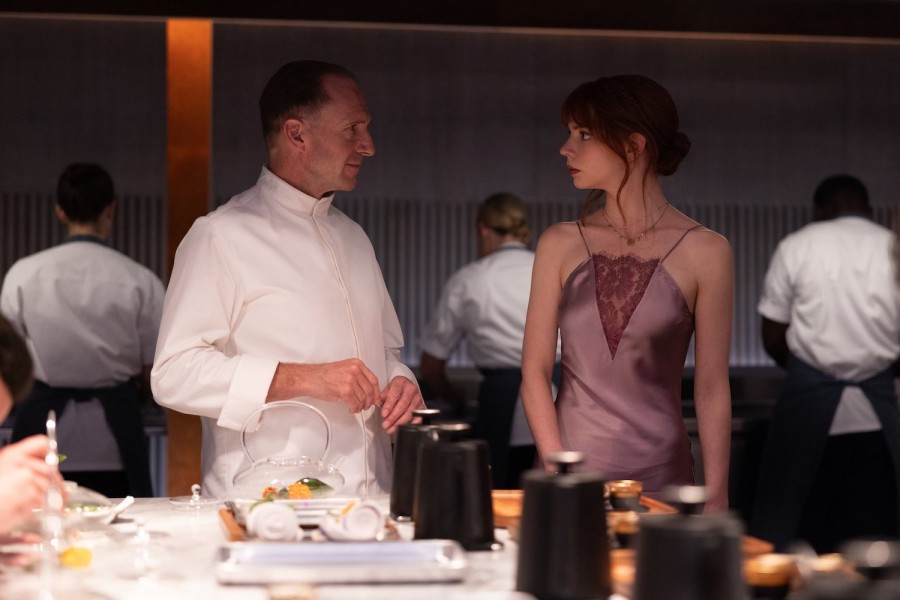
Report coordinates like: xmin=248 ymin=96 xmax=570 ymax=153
xmin=560 ymin=121 xmax=626 ymax=191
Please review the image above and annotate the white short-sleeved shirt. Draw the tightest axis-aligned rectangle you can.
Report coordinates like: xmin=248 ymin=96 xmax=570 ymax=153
xmin=0 ymin=238 xmax=165 ymax=469
xmin=758 ymin=215 xmax=900 ymax=434
xmin=420 ymin=242 xmax=560 ymax=445
xmin=420 ymin=242 xmax=537 ymax=369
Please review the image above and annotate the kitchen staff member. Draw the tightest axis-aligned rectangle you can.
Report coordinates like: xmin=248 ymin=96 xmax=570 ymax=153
xmin=2 ymin=163 xmax=162 ymax=498
xmin=152 ymin=60 xmax=423 ymax=499
xmin=419 ymin=193 xmax=559 ymax=488
xmin=752 ymin=175 xmax=900 ymax=552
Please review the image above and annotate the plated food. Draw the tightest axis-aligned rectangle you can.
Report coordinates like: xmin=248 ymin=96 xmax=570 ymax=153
xmin=260 ymin=477 xmax=335 ymax=500
xmin=63 ymin=481 xmax=115 ymax=521
xmin=232 ymin=495 xmax=361 ymax=528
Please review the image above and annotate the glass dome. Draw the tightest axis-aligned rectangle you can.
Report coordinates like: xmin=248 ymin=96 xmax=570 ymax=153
xmin=231 ymin=400 xmax=344 ymax=500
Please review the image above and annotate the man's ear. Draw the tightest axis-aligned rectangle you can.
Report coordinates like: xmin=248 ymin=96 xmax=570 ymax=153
xmin=283 ymin=118 xmax=307 ymax=148
xmin=54 ymin=204 xmax=69 ymax=225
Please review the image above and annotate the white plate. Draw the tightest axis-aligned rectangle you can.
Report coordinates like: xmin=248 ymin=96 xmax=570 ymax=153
xmin=232 ymin=497 xmax=359 ymax=527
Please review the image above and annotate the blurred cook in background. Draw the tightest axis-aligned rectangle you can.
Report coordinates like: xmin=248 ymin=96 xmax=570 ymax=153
xmin=419 ymin=193 xmax=559 ymax=489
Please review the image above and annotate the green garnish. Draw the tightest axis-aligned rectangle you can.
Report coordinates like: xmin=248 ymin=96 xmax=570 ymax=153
xmin=296 ymin=478 xmax=334 ymax=497
xmin=67 ymin=502 xmax=104 ymax=513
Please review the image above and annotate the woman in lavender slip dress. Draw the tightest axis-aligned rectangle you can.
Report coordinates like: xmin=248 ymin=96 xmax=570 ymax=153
xmin=521 ymin=75 xmax=734 ymax=512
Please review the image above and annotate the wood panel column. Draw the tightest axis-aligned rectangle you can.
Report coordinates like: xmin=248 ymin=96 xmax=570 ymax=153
xmin=165 ymin=19 xmax=212 ymax=496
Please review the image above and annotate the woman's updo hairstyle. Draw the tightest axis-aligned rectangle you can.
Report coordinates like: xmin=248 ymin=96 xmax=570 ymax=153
xmin=561 ymin=75 xmax=691 ymax=192
xmin=477 ymin=192 xmax=531 ymax=244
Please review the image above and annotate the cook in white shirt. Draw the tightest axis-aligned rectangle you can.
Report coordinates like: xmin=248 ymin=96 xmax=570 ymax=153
xmin=753 ymin=174 xmax=900 ymax=553
xmin=2 ymin=163 xmax=163 ymax=498
xmin=152 ymin=61 xmax=424 ymax=499
xmin=419 ymin=193 xmax=560 ymax=488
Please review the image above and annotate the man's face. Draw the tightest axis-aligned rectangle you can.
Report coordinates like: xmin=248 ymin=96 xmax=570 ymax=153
xmin=300 ymin=75 xmax=375 ymax=199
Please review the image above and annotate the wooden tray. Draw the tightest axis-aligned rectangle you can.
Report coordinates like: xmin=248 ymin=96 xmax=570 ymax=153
xmin=492 ymin=489 xmax=678 ymax=529
xmin=742 ymin=535 xmax=774 ymax=558
xmin=611 ymin=535 xmax=775 ymax=595
xmin=491 ymin=489 xmax=773 ymax=560
xmin=219 ymin=507 xmax=247 ymax=542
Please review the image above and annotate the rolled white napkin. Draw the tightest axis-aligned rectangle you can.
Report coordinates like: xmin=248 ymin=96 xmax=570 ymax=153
xmin=247 ymin=501 xmax=300 ymax=541
xmin=318 ymin=501 xmax=384 ymax=541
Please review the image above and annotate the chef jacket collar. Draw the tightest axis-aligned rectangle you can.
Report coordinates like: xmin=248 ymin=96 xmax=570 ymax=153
xmin=258 ymin=165 xmax=336 ymax=217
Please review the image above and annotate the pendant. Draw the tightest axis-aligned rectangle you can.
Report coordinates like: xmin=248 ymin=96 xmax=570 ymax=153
xmin=626 ymin=238 xmax=635 ymax=246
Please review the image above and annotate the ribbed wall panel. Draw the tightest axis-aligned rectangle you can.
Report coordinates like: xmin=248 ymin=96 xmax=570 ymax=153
xmin=3 ymin=193 xmax=894 ymax=368
xmin=0 ymin=193 xmax=165 ymax=284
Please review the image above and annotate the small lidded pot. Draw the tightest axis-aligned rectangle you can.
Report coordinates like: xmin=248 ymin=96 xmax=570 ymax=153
xmin=797 ymin=539 xmax=900 ymax=600
xmin=607 ymin=479 xmax=648 ymax=512
xmin=744 ymin=553 xmax=796 ymax=599
xmin=609 ymin=510 xmax=640 ymax=549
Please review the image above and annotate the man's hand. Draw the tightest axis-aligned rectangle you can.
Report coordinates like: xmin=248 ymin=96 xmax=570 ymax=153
xmin=268 ymin=359 xmax=380 ymax=413
xmin=0 ymin=435 xmax=51 ymax=536
xmin=379 ymin=376 xmax=425 ymax=434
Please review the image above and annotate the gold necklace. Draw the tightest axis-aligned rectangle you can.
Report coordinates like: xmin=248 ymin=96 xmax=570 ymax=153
xmin=600 ymin=202 xmax=670 ymax=246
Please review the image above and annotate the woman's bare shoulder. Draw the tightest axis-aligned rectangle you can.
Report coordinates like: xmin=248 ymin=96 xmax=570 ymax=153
xmin=536 ymin=221 xmax=582 ymax=248
xmin=686 ymin=225 xmax=732 ymax=256
xmin=678 ymin=223 xmax=733 ymax=281
xmin=668 ymin=210 xmax=731 ymax=256
xmin=684 ymin=221 xmax=729 ymax=243
xmin=542 ymin=220 xmax=580 ymax=237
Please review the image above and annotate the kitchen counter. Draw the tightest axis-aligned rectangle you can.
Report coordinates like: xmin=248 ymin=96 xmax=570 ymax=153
xmin=3 ymin=497 xmax=564 ymax=600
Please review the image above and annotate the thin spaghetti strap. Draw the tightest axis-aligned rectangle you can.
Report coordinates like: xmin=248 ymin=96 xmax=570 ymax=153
xmin=575 ymin=220 xmax=592 ymax=257
xmin=660 ymin=225 xmax=703 ymax=263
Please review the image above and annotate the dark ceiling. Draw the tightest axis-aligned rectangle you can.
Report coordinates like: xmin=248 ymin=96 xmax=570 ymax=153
xmin=3 ymin=0 xmax=900 ymax=39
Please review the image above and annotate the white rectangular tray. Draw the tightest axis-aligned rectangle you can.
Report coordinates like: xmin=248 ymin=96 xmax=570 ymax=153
xmin=214 ymin=539 xmax=468 ymax=584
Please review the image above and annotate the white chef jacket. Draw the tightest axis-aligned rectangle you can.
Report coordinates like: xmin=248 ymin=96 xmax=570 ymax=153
xmin=152 ymin=167 xmax=415 ymax=499
xmin=0 ymin=238 xmax=164 ymax=469
xmin=758 ymin=215 xmax=900 ymax=434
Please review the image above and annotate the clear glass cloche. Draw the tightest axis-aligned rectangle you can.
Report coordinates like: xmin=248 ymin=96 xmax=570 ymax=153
xmin=231 ymin=400 xmax=345 ymax=500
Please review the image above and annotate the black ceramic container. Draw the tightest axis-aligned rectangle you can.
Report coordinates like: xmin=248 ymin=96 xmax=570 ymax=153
xmin=389 ymin=408 xmax=440 ymax=521
xmin=413 ymin=435 xmax=499 ymax=551
xmin=516 ymin=451 xmax=611 ymax=600
xmin=632 ymin=486 xmax=747 ymax=600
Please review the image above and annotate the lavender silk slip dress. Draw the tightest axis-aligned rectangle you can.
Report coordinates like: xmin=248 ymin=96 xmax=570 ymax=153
xmin=555 ymin=224 xmax=701 ymax=494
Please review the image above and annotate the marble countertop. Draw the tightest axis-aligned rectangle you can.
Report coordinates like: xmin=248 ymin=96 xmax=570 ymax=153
xmin=3 ymin=497 xmax=561 ymax=600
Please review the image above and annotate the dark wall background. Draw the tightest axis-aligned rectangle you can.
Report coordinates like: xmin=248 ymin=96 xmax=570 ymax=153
xmin=0 ymin=17 xmax=166 ymax=195
xmin=2 ymin=16 xmax=898 ymax=206
xmin=1 ymin=13 xmax=898 ymax=366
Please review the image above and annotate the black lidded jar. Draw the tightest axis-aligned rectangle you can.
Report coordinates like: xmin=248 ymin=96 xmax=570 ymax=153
xmin=389 ymin=408 xmax=441 ymax=521
xmin=516 ymin=451 xmax=611 ymax=600
xmin=632 ymin=485 xmax=747 ymax=600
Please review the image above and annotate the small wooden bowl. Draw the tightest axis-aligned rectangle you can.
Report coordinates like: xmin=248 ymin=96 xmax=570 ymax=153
xmin=492 ymin=489 xmax=524 ymax=529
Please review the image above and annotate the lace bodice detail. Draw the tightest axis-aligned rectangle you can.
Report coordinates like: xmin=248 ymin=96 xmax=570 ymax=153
xmin=591 ymin=252 xmax=660 ymax=357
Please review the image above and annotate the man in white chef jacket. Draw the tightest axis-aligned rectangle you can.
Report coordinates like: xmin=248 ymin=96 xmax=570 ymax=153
xmin=151 ymin=61 xmax=424 ymax=499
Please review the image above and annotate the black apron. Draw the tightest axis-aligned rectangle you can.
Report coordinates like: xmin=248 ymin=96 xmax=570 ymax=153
xmin=474 ymin=367 xmax=523 ymax=489
xmin=750 ymin=354 xmax=900 ymax=551
xmin=474 ymin=364 xmax=561 ymax=489
xmin=12 ymin=380 xmax=153 ymax=497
